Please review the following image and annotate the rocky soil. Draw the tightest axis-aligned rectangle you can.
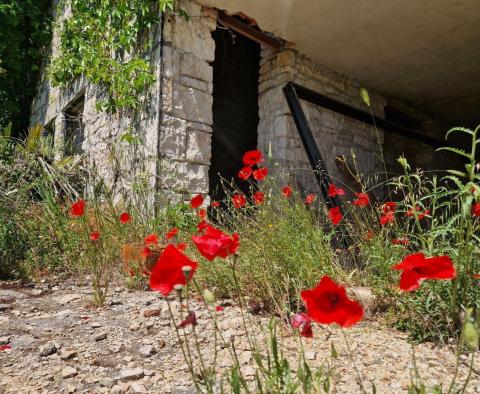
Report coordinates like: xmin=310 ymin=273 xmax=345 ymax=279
xmin=1 ymin=280 xmax=480 ymax=394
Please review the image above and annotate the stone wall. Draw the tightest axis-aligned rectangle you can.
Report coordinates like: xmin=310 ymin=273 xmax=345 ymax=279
xmin=257 ymin=47 xmax=387 ymax=197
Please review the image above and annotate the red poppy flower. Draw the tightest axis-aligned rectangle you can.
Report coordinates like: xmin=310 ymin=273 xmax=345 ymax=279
xmin=328 ymin=207 xmax=342 ymax=225
xmin=197 ymin=219 xmax=208 ymax=233
xmin=198 ymin=208 xmax=207 ymax=220
xmin=243 ymin=150 xmax=263 ymax=166
xmin=70 ymin=199 xmax=85 ymax=217
xmin=215 ymin=305 xmax=224 ymax=312
xmin=253 ymin=167 xmax=268 ymax=181
xmin=144 ymin=233 xmax=159 ymax=245
xmin=253 ymin=191 xmax=264 ymax=205
xmin=142 ymin=246 xmax=151 ymax=258
xmin=305 ymin=194 xmax=316 ymax=204
xmin=0 ymin=344 xmax=11 ymax=351
xmin=211 ymin=201 xmax=220 ymax=208
xmin=406 ymin=206 xmax=430 ymax=220
xmin=176 ymin=243 xmax=187 ymax=252
xmin=282 ymin=186 xmax=293 ymax=198
xmin=291 ymin=313 xmax=313 ymax=338
xmin=238 ymin=166 xmax=253 ymax=181
xmin=392 ymin=238 xmax=409 ymax=245
xmin=327 ymin=184 xmax=345 ymax=197
xmin=472 ymin=203 xmax=480 ymax=217
xmin=166 ymin=227 xmax=179 ymax=240
xmin=392 ymin=253 xmax=456 ymax=291
xmin=149 ymin=244 xmax=198 ymax=296
xmin=353 ymin=193 xmax=370 ymax=207
xmin=473 ymin=274 xmax=480 ymax=279
xmin=232 ymin=193 xmax=246 ymax=208
xmin=380 ymin=212 xmax=394 ymax=226
xmin=89 ymin=231 xmax=100 ymax=241
xmin=382 ymin=202 xmax=397 ymax=214
xmin=190 ymin=194 xmax=204 ymax=209
xmin=178 ymin=311 xmax=197 ymax=328
xmin=192 ymin=225 xmax=240 ymax=261
xmin=119 ymin=212 xmax=131 ymax=223
xmin=301 ymin=276 xmax=364 ymax=328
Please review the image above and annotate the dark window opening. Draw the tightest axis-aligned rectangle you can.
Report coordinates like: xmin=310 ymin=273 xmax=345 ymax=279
xmin=209 ymin=26 xmax=260 ymax=202
xmin=63 ymin=95 xmax=85 ymax=156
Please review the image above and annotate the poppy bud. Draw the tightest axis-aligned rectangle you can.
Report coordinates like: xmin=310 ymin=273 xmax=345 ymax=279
xmin=360 ymin=87 xmax=371 ymax=107
xmin=203 ymin=289 xmax=215 ymax=304
xmin=173 ymin=284 xmax=184 ymax=299
xmin=181 ymin=265 xmax=193 ymax=281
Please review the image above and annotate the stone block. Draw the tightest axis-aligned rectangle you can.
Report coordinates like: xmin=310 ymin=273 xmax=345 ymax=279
xmin=181 ymin=53 xmax=212 ymax=82
xmin=186 ymin=129 xmax=211 ymax=164
xmin=159 ymin=115 xmax=187 ymax=159
xmin=184 ymin=163 xmax=209 ymax=193
xmin=173 ymin=84 xmax=212 ymax=124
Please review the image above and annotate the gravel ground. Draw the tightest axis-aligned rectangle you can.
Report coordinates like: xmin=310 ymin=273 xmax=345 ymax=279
xmin=1 ymin=280 xmax=479 ymax=393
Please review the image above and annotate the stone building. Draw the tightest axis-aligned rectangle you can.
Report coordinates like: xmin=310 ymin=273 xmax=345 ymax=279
xmin=30 ymin=1 xmax=480 ymax=205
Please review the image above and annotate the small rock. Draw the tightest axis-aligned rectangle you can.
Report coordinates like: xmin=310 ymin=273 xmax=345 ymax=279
xmin=244 ymin=366 xmax=255 ymax=377
xmin=64 ymin=384 xmax=77 ymax=393
xmin=143 ymin=309 xmax=161 ymax=318
xmin=130 ymin=382 xmax=146 ymax=393
xmin=94 ymin=332 xmax=107 ymax=341
xmin=39 ymin=342 xmax=57 ymax=357
xmin=91 ymin=321 xmax=102 ymax=328
xmin=130 ymin=322 xmax=141 ymax=331
xmin=60 ymin=349 xmax=77 ymax=360
xmin=157 ymin=339 xmax=166 ymax=349
xmin=30 ymin=289 xmax=43 ymax=296
xmin=99 ymin=377 xmax=114 ymax=388
xmin=139 ymin=345 xmax=156 ymax=357
xmin=62 ymin=366 xmax=78 ymax=379
xmin=305 ymin=351 xmax=317 ymax=360
xmin=0 ymin=304 xmax=11 ymax=311
xmin=119 ymin=367 xmax=144 ymax=381
xmin=111 ymin=385 xmax=126 ymax=394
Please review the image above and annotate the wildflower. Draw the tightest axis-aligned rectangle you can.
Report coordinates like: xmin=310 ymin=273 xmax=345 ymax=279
xmin=176 ymin=243 xmax=187 ymax=252
xmin=238 ymin=166 xmax=252 ymax=181
xmin=190 ymin=194 xmax=204 ymax=209
xmin=211 ymin=201 xmax=220 ymax=208
xmin=282 ymin=186 xmax=293 ymax=198
xmin=119 ymin=212 xmax=131 ymax=223
xmin=89 ymin=231 xmax=100 ymax=241
xmin=301 ymin=276 xmax=364 ymax=328
xmin=327 ymin=184 xmax=345 ymax=197
xmin=144 ymin=233 xmax=159 ymax=245
xmin=142 ymin=246 xmax=151 ymax=258
xmin=232 ymin=193 xmax=246 ymax=208
xmin=406 ymin=206 xmax=430 ymax=220
xmin=253 ymin=167 xmax=268 ymax=181
xmin=192 ymin=225 xmax=239 ymax=261
xmin=70 ymin=199 xmax=85 ymax=217
xmin=472 ymin=202 xmax=480 ymax=217
xmin=392 ymin=238 xmax=409 ymax=245
xmin=243 ymin=150 xmax=263 ymax=166
xmin=305 ymin=194 xmax=316 ymax=204
xmin=353 ymin=193 xmax=370 ymax=207
xmin=379 ymin=212 xmax=394 ymax=226
xmin=149 ymin=244 xmax=198 ymax=296
xmin=197 ymin=219 xmax=208 ymax=233
xmin=328 ymin=207 xmax=342 ymax=225
xmin=392 ymin=253 xmax=456 ymax=292
xmin=253 ymin=191 xmax=264 ymax=205
xmin=291 ymin=313 xmax=313 ymax=338
xmin=178 ymin=311 xmax=197 ymax=328
xmin=215 ymin=305 xmax=224 ymax=312
xmin=166 ymin=227 xmax=179 ymax=240
xmin=382 ymin=202 xmax=397 ymax=214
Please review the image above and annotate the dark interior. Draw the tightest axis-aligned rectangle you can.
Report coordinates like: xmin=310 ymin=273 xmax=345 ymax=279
xmin=209 ymin=27 xmax=260 ymax=202
xmin=63 ymin=95 xmax=85 ymax=156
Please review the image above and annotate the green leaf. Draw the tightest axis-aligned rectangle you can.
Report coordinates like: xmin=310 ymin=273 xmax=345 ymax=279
xmin=445 ymin=126 xmax=473 ymax=140
xmin=446 ymin=169 xmax=467 ymax=178
xmin=436 ymin=146 xmax=471 ymax=159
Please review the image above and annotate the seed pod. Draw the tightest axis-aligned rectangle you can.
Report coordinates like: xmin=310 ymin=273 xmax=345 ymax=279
xmin=203 ymin=289 xmax=215 ymax=304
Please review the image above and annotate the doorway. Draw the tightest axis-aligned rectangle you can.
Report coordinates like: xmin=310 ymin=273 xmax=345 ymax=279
xmin=209 ymin=26 xmax=260 ymax=202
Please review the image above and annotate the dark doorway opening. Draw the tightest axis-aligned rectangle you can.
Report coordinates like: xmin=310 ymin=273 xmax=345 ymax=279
xmin=63 ymin=94 xmax=85 ymax=156
xmin=209 ymin=26 xmax=260 ymax=202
